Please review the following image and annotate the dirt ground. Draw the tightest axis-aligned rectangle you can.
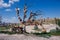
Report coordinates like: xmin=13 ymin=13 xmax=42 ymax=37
xmin=0 ymin=34 xmax=60 ymax=40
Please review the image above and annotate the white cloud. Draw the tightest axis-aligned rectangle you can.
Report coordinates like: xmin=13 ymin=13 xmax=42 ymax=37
xmin=9 ymin=0 xmax=14 ymax=4
xmin=9 ymin=0 xmax=19 ymax=4
xmin=12 ymin=0 xmax=19 ymax=2
xmin=0 ymin=0 xmax=19 ymax=8
xmin=5 ymin=9 xmax=11 ymax=12
xmin=2 ymin=3 xmax=11 ymax=7
xmin=2 ymin=17 xmax=19 ymax=23
xmin=0 ymin=0 xmax=11 ymax=8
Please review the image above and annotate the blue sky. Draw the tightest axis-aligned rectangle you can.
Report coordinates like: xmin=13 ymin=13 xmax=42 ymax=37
xmin=0 ymin=0 xmax=60 ymax=23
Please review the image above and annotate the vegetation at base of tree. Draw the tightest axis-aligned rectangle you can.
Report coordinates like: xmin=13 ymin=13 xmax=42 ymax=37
xmin=32 ymin=32 xmax=51 ymax=38
xmin=0 ymin=31 xmax=23 ymax=35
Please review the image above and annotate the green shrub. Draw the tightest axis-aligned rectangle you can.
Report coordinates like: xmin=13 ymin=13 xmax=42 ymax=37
xmin=50 ymin=29 xmax=60 ymax=36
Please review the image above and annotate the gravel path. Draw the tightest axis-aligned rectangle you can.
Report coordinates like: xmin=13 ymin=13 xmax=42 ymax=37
xmin=0 ymin=34 xmax=60 ymax=40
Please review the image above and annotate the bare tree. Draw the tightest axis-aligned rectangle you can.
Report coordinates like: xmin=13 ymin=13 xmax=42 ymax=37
xmin=23 ymin=4 xmax=27 ymax=23
xmin=16 ymin=8 xmax=22 ymax=22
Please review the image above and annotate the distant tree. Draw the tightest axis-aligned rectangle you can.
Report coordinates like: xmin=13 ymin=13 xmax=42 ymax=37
xmin=0 ymin=16 xmax=2 ymax=24
xmin=55 ymin=18 xmax=60 ymax=27
xmin=57 ymin=19 xmax=60 ymax=27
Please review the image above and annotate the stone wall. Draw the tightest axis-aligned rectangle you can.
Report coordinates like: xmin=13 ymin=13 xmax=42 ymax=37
xmin=25 ymin=24 xmax=59 ymax=33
